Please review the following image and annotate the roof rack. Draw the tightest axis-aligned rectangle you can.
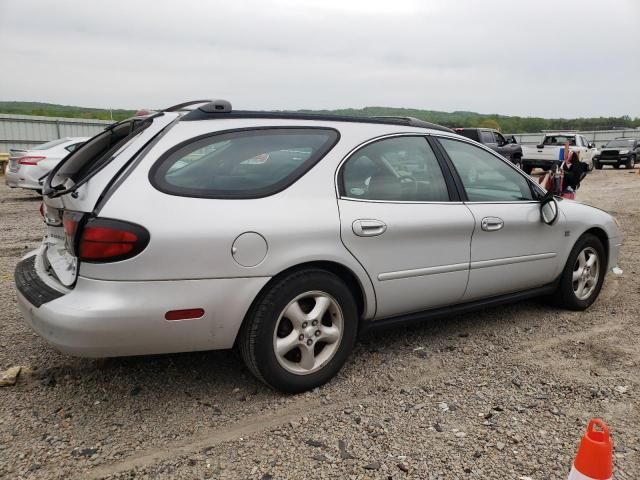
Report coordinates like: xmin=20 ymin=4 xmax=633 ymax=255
xmin=181 ymin=100 xmax=453 ymax=132
xmin=163 ymin=99 xmax=213 ymax=112
xmin=367 ymin=116 xmax=453 ymax=133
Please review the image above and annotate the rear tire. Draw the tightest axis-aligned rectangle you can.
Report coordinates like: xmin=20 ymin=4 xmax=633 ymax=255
xmin=550 ymin=234 xmax=606 ymax=311
xmin=238 ymin=268 xmax=358 ymax=393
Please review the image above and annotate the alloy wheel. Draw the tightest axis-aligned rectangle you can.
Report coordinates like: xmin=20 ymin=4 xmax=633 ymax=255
xmin=272 ymin=291 xmax=344 ymax=375
xmin=572 ymin=247 xmax=600 ymax=301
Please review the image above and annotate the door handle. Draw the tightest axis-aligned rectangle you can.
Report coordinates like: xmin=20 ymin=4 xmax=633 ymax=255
xmin=481 ymin=217 xmax=504 ymax=232
xmin=352 ymin=219 xmax=387 ymax=237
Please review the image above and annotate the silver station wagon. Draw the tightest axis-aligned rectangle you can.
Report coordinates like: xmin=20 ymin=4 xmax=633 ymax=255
xmin=15 ymin=100 xmax=623 ymax=392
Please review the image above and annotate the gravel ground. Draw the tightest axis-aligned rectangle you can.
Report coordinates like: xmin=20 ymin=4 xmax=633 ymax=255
xmin=1 ymin=169 xmax=639 ymax=479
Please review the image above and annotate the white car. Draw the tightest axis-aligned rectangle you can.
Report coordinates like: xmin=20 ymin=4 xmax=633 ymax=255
xmin=14 ymin=100 xmax=623 ymax=393
xmin=522 ymin=133 xmax=597 ymax=174
xmin=5 ymin=137 xmax=89 ymax=192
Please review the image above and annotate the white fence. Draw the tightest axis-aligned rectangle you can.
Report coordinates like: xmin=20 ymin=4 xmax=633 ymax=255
xmin=0 ymin=114 xmax=112 ymax=152
xmin=511 ymin=129 xmax=640 ymax=146
xmin=1 ymin=112 xmax=639 ymax=153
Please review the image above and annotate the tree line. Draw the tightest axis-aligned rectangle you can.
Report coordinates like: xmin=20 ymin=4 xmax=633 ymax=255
xmin=1 ymin=102 xmax=638 ymax=133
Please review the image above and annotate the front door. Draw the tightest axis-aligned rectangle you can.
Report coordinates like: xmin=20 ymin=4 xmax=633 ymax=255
xmin=437 ymin=137 xmax=565 ymax=301
xmin=337 ymin=135 xmax=475 ymax=319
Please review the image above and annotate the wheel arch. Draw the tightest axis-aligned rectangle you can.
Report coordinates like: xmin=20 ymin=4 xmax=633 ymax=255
xmin=235 ymin=260 xmax=373 ymax=346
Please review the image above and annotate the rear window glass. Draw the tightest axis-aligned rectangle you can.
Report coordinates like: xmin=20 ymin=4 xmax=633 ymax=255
xmin=48 ymin=119 xmax=150 ymax=191
xmin=543 ymin=135 xmax=576 ymax=146
xmin=151 ymin=128 xmax=339 ymax=198
xmin=32 ymin=138 xmax=70 ymax=150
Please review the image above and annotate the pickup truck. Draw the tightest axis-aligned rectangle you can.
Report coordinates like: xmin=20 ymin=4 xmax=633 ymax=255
xmin=454 ymin=128 xmax=523 ymax=168
xmin=521 ymin=133 xmax=596 ymax=174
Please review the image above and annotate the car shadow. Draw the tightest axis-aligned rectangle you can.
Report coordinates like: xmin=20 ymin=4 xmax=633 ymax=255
xmin=34 ymin=298 xmax=555 ymax=405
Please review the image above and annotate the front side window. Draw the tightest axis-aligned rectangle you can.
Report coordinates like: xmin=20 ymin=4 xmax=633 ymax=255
xmin=152 ymin=128 xmax=338 ymax=198
xmin=341 ymin=136 xmax=450 ymax=202
xmin=494 ymin=132 xmax=506 ymax=144
xmin=439 ymin=138 xmax=534 ymax=202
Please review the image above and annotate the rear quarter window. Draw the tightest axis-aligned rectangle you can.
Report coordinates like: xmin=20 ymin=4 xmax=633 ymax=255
xmin=150 ymin=128 xmax=339 ymax=198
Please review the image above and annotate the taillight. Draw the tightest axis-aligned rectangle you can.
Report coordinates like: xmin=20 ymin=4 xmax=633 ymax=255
xmin=39 ymin=203 xmax=45 ymax=217
xmin=62 ymin=211 xmax=85 ymax=256
xmin=18 ymin=156 xmax=46 ymax=165
xmin=78 ymin=218 xmax=149 ymax=263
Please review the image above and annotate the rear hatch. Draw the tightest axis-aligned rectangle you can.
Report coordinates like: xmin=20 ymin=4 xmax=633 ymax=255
xmin=40 ymin=112 xmax=179 ymax=288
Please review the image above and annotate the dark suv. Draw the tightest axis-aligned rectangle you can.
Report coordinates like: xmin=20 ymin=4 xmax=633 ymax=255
xmin=595 ymin=138 xmax=640 ymax=169
xmin=454 ymin=128 xmax=523 ymax=168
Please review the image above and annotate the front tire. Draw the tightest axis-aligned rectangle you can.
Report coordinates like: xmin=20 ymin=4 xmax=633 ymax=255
xmin=595 ymin=159 xmax=603 ymax=170
xmin=238 ymin=268 xmax=358 ymax=393
xmin=552 ymin=234 xmax=606 ymax=311
xmin=626 ymin=156 xmax=634 ymax=169
xmin=613 ymin=163 xmax=620 ymax=169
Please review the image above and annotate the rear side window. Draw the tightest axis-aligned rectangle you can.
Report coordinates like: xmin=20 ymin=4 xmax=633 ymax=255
xmin=480 ymin=131 xmax=495 ymax=143
xmin=455 ymin=129 xmax=478 ymax=141
xmin=151 ymin=128 xmax=339 ymax=198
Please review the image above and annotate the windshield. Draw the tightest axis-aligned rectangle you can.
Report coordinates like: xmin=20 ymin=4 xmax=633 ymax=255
xmin=605 ymin=139 xmax=634 ymax=148
xmin=31 ymin=138 xmax=70 ymax=150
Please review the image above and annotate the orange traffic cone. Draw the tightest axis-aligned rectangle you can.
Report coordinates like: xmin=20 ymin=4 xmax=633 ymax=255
xmin=568 ymin=419 xmax=613 ymax=479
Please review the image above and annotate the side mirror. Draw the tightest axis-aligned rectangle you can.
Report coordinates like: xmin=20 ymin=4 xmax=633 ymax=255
xmin=601 ymin=144 xmax=606 ymax=148
xmin=536 ymin=144 xmax=544 ymax=149
xmin=588 ymin=143 xmax=595 ymax=149
xmin=540 ymin=195 xmax=559 ymax=225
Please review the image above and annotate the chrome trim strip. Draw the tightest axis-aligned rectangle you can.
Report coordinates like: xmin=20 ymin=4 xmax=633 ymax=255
xmin=470 ymin=252 xmax=556 ymax=270
xmin=340 ymin=197 xmax=464 ymax=205
xmin=378 ymin=262 xmax=469 ymax=281
xmin=378 ymin=252 xmax=557 ymax=281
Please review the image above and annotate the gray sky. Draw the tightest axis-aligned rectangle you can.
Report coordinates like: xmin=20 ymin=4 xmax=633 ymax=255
xmin=1 ymin=0 xmax=638 ymax=118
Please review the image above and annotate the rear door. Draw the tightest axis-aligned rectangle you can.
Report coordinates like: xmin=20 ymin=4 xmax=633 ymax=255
xmin=527 ymin=136 xmax=560 ymax=161
xmin=436 ymin=137 xmax=565 ymax=301
xmin=337 ymin=135 xmax=475 ymax=319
